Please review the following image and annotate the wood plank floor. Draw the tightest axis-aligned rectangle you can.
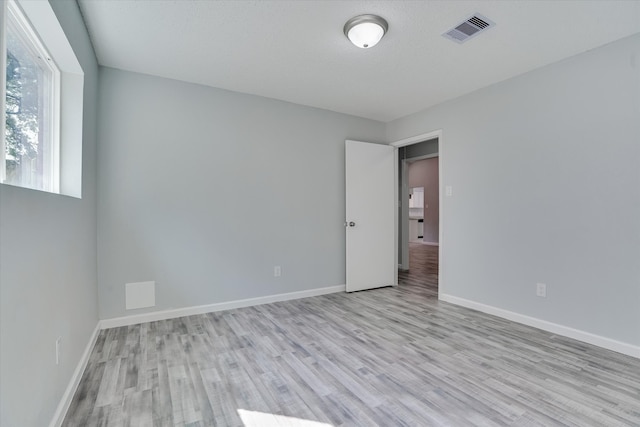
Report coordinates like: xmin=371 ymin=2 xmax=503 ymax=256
xmin=64 ymin=244 xmax=640 ymax=426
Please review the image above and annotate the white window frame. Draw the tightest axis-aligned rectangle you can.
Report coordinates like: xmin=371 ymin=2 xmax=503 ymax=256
xmin=1 ymin=0 xmax=84 ymax=197
xmin=4 ymin=0 xmax=61 ymax=192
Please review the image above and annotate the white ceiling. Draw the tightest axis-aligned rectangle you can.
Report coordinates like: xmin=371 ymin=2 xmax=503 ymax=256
xmin=77 ymin=0 xmax=640 ymax=122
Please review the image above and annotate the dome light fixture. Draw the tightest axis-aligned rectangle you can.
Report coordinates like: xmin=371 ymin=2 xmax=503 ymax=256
xmin=344 ymin=14 xmax=388 ymax=49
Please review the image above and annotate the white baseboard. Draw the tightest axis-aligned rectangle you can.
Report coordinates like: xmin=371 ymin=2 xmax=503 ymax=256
xmin=439 ymin=293 xmax=640 ymax=359
xmin=409 ymin=241 xmax=439 ymax=246
xmin=101 ymin=285 xmax=346 ymax=329
xmin=49 ymin=323 xmax=101 ymax=427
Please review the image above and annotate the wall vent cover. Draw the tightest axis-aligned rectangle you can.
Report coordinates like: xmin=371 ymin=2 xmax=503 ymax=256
xmin=443 ymin=14 xmax=495 ymax=44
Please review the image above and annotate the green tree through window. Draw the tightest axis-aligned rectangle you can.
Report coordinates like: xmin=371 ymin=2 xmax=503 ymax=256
xmin=6 ymin=49 xmax=41 ymax=179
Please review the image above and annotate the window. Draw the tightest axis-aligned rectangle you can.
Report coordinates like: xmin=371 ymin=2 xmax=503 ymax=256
xmin=3 ymin=0 xmax=60 ymax=192
xmin=2 ymin=0 xmax=84 ymax=197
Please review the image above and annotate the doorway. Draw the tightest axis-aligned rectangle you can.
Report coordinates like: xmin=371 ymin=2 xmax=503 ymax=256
xmin=392 ymin=131 xmax=442 ymax=298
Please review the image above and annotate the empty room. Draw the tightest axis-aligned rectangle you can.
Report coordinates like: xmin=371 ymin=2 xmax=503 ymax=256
xmin=1 ymin=1 xmax=639 ymax=426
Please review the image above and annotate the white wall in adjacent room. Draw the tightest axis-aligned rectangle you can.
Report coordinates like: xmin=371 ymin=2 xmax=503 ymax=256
xmin=408 ymin=157 xmax=439 ymax=244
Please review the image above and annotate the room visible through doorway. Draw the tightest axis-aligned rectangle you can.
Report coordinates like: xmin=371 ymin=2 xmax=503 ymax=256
xmin=396 ymin=138 xmax=439 ymax=297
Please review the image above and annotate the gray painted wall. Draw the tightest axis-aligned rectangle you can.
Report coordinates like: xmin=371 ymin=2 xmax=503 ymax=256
xmin=408 ymin=157 xmax=439 ymax=244
xmin=97 ymin=67 xmax=386 ymax=319
xmin=0 ymin=1 xmax=99 ymax=426
xmin=387 ymin=34 xmax=640 ymax=346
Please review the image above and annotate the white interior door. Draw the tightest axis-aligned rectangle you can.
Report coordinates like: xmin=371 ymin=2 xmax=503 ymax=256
xmin=345 ymin=140 xmax=397 ymax=292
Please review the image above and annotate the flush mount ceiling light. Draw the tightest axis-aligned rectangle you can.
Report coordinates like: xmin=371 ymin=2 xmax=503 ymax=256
xmin=344 ymin=14 xmax=388 ymax=49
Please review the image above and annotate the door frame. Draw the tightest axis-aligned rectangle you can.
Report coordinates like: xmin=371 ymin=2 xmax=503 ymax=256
xmin=390 ymin=129 xmax=443 ymax=297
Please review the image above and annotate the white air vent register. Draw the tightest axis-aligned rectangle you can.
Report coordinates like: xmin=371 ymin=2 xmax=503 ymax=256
xmin=443 ymin=14 xmax=495 ymax=44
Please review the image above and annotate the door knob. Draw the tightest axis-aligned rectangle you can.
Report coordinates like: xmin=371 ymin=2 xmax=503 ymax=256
xmin=347 ymin=221 xmax=356 ymax=227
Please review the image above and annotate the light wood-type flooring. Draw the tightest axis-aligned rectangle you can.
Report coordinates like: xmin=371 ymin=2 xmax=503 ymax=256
xmin=63 ymin=244 xmax=640 ymax=426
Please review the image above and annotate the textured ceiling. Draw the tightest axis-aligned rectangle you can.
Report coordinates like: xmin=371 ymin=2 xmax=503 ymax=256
xmin=77 ymin=0 xmax=640 ymax=122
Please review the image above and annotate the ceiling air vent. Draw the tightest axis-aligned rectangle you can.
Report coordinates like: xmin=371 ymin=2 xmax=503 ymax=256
xmin=443 ymin=14 xmax=495 ymax=44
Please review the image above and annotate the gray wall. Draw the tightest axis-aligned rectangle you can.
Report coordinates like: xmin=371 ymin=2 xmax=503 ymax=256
xmin=387 ymin=34 xmax=640 ymax=346
xmin=97 ymin=67 xmax=386 ymax=319
xmin=408 ymin=157 xmax=439 ymax=244
xmin=0 ymin=1 xmax=99 ymax=426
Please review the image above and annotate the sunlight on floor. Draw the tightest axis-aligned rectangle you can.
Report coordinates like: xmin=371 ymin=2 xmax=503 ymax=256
xmin=238 ymin=409 xmax=334 ymax=427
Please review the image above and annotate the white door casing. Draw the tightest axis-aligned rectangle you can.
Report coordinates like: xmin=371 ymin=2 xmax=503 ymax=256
xmin=345 ymin=140 xmax=396 ymax=292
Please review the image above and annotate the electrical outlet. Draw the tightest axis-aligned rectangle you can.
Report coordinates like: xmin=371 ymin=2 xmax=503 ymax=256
xmin=536 ymin=283 xmax=547 ymax=298
xmin=55 ymin=336 xmax=62 ymax=365
xmin=274 ymin=266 xmax=281 ymax=277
